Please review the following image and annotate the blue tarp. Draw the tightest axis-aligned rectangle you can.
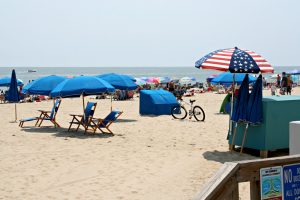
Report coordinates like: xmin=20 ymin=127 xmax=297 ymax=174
xmin=140 ymin=90 xmax=178 ymax=115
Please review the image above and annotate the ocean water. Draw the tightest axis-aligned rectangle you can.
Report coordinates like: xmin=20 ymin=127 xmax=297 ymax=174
xmin=0 ymin=66 xmax=299 ymax=85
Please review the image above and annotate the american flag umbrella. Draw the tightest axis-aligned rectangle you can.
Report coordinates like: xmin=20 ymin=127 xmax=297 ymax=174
xmin=195 ymin=47 xmax=274 ymax=73
xmin=195 ymin=47 xmax=273 ymax=147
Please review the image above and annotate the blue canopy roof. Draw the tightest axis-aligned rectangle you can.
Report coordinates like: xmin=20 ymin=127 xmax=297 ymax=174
xmin=211 ymin=72 xmax=256 ymax=85
xmin=0 ymin=77 xmax=23 ymax=87
xmin=50 ymin=76 xmax=115 ymax=98
xmin=22 ymin=75 xmax=67 ymax=95
xmin=97 ymin=73 xmax=137 ymax=90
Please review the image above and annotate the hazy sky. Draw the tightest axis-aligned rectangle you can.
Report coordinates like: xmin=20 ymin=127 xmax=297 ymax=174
xmin=0 ymin=0 xmax=299 ymax=67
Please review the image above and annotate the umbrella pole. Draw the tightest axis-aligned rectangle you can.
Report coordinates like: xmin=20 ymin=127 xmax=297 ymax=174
xmin=229 ymin=73 xmax=236 ymax=135
xmin=82 ymin=94 xmax=85 ymax=117
xmin=230 ymin=122 xmax=238 ymax=151
xmin=15 ymin=103 xmax=17 ymax=122
xmin=240 ymin=123 xmax=249 ymax=154
xmin=111 ymin=94 xmax=112 ymax=112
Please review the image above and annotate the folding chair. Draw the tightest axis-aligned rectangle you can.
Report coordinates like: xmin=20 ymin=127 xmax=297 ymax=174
xmin=19 ymin=98 xmax=62 ymax=127
xmin=68 ymin=102 xmax=97 ymax=132
xmin=91 ymin=110 xmax=123 ymax=134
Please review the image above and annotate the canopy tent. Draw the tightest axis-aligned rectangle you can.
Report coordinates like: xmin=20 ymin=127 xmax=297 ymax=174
xmin=139 ymin=90 xmax=178 ymax=115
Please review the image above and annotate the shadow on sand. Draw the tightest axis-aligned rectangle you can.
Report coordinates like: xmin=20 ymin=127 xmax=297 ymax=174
xmin=20 ymin=126 xmax=114 ymax=139
xmin=116 ymin=119 xmax=137 ymax=123
xmin=203 ymin=148 xmax=289 ymax=164
xmin=202 ymin=150 xmax=256 ymax=164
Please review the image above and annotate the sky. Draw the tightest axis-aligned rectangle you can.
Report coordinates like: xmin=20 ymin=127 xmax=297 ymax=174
xmin=0 ymin=0 xmax=299 ymax=67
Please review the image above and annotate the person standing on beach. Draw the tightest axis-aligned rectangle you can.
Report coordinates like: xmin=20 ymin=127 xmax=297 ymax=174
xmin=168 ymin=81 xmax=175 ymax=95
xmin=277 ymin=74 xmax=281 ymax=87
xmin=287 ymin=75 xmax=293 ymax=95
xmin=271 ymin=83 xmax=277 ymax=96
xmin=281 ymin=72 xmax=288 ymax=95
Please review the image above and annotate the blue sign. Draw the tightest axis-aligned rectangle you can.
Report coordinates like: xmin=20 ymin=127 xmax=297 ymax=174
xmin=283 ymin=163 xmax=300 ymax=200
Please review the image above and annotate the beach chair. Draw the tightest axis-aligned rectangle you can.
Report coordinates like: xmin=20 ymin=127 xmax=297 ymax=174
xmin=91 ymin=110 xmax=123 ymax=134
xmin=19 ymin=98 xmax=62 ymax=127
xmin=68 ymin=102 xmax=97 ymax=132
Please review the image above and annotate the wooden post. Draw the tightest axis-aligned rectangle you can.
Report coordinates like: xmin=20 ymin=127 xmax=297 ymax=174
xmin=240 ymin=123 xmax=249 ymax=154
xmin=260 ymin=150 xmax=268 ymax=158
xmin=250 ymin=180 xmax=260 ymax=200
xmin=230 ymin=123 xmax=238 ymax=151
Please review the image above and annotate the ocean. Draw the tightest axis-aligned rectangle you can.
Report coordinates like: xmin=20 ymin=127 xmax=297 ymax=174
xmin=0 ymin=66 xmax=299 ymax=85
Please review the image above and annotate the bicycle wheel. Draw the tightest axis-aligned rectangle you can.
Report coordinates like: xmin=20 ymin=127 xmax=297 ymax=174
xmin=172 ymin=105 xmax=187 ymax=120
xmin=193 ymin=106 xmax=205 ymax=121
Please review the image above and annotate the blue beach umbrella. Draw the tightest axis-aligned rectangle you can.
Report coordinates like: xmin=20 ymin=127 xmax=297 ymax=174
xmin=230 ymin=74 xmax=249 ymax=150
xmin=0 ymin=77 xmax=23 ymax=87
xmin=212 ymin=72 xmax=256 ymax=85
xmin=50 ymin=76 xmax=115 ymax=114
xmin=240 ymin=75 xmax=263 ymax=153
xmin=231 ymin=74 xmax=249 ymax=122
xmin=7 ymin=70 xmax=20 ymax=121
xmin=22 ymin=75 xmax=67 ymax=95
xmin=97 ymin=73 xmax=137 ymax=90
xmin=287 ymin=69 xmax=300 ymax=75
xmin=246 ymin=74 xmax=263 ymax=125
xmin=50 ymin=76 xmax=115 ymax=98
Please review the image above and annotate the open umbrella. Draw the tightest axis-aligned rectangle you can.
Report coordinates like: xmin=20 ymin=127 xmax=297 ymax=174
xmin=206 ymin=74 xmax=218 ymax=82
xmin=211 ymin=72 xmax=256 ymax=85
xmin=97 ymin=73 xmax=137 ymax=90
xmin=179 ymin=77 xmax=197 ymax=86
xmin=22 ymin=75 xmax=67 ymax=95
xmin=0 ymin=77 xmax=23 ymax=87
xmin=240 ymin=75 xmax=263 ymax=153
xmin=287 ymin=69 xmax=300 ymax=75
xmin=135 ymin=78 xmax=146 ymax=85
xmin=159 ymin=77 xmax=171 ymax=84
xmin=50 ymin=76 xmax=115 ymax=116
xmin=7 ymin=70 xmax=20 ymax=121
xmin=147 ymin=77 xmax=159 ymax=84
xmin=230 ymin=74 xmax=249 ymax=151
xmin=195 ymin=47 xmax=273 ymax=137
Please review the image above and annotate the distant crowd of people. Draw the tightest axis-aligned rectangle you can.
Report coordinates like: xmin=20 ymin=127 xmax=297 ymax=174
xmin=270 ymin=72 xmax=294 ymax=96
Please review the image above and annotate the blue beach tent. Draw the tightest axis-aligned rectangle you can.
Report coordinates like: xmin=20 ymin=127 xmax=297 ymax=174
xmin=139 ymin=90 xmax=178 ymax=115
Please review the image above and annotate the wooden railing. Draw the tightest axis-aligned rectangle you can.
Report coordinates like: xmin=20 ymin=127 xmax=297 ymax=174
xmin=193 ymin=154 xmax=300 ymax=200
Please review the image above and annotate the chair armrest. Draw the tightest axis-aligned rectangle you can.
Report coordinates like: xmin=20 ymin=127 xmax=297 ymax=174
xmin=69 ymin=114 xmax=83 ymax=117
xmin=38 ymin=110 xmax=51 ymax=113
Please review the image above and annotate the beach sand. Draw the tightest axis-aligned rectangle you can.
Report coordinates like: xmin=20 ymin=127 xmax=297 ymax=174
xmin=1 ymin=88 xmax=299 ymax=200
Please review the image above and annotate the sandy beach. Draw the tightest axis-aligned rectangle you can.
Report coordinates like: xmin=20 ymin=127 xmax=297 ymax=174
xmin=0 ymin=88 xmax=299 ymax=200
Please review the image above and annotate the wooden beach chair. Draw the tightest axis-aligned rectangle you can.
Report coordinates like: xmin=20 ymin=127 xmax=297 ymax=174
xmin=19 ymin=98 xmax=62 ymax=127
xmin=68 ymin=102 xmax=97 ymax=132
xmin=91 ymin=110 xmax=123 ymax=134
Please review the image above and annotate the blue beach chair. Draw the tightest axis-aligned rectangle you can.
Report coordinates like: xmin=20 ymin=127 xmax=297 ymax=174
xmin=91 ymin=110 xmax=123 ymax=134
xmin=68 ymin=102 xmax=97 ymax=132
xmin=19 ymin=98 xmax=62 ymax=127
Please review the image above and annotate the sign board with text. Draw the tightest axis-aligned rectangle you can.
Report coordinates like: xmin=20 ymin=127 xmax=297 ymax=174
xmin=283 ymin=163 xmax=300 ymax=200
xmin=260 ymin=166 xmax=283 ymax=200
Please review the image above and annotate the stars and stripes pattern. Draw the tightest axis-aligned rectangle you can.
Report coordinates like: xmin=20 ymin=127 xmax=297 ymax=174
xmin=195 ymin=47 xmax=274 ymax=73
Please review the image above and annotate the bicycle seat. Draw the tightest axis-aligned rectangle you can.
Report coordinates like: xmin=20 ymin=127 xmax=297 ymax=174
xmin=190 ymin=99 xmax=196 ymax=103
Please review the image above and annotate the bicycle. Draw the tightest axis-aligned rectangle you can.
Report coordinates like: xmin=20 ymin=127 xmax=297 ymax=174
xmin=171 ymin=98 xmax=205 ymax=121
